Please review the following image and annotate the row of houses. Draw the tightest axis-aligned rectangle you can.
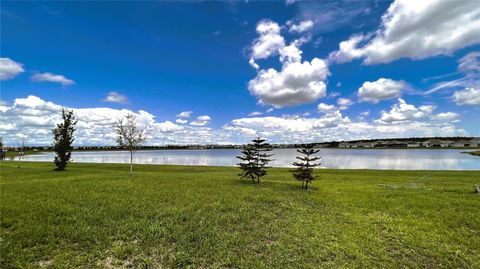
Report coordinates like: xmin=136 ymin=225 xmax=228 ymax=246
xmin=338 ymin=138 xmax=480 ymax=148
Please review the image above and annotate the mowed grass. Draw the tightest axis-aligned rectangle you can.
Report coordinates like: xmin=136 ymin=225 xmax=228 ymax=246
xmin=1 ymin=162 xmax=479 ymax=268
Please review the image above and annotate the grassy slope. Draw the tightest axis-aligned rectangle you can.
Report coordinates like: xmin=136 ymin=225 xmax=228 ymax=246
xmin=1 ymin=162 xmax=479 ymax=268
xmin=464 ymin=150 xmax=480 ymax=156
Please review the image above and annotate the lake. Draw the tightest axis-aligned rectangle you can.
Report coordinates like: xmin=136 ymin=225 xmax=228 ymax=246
xmin=14 ymin=148 xmax=480 ymax=170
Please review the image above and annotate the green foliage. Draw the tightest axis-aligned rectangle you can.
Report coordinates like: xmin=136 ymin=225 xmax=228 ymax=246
xmin=292 ymin=144 xmax=321 ymax=189
xmin=52 ymin=108 xmax=77 ymax=171
xmin=236 ymin=137 xmax=273 ymax=183
xmin=1 ymin=161 xmax=479 ymax=268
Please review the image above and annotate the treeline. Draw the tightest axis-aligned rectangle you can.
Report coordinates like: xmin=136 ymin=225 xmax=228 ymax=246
xmin=337 ymin=136 xmax=478 ymax=143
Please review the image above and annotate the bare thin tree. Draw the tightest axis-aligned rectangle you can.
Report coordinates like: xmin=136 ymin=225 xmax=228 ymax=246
xmin=113 ymin=114 xmax=147 ymax=175
xmin=17 ymin=135 xmax=28 ymax=168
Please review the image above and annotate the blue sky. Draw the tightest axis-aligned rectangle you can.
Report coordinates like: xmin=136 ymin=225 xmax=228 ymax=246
xmin=1 ymin=0 xmax=479 ymax=145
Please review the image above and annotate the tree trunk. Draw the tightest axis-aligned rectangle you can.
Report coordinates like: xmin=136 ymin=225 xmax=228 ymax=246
xmin=130 ymin=150 xmax=133 ymax=175
xmin=17 ymin=154 xmax=21 ymax=168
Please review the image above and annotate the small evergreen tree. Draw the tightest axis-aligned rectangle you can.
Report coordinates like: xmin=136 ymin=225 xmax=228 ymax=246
xmin=236 ymin=137 xmax=273 ymax=183
xmin=53 ymin=108 xmax=77 ymax=171
xmin=292 ymin=144 xmax=321 ymax=189
xmin=236 ymin=144 xmax=257 ymax=183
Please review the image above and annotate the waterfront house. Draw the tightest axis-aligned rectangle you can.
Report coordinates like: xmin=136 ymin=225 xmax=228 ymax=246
xmin=422 ymin=139 xmax=450 ymax=147
xmin=407 ymin=142 xmax=421 ymax=148
xmin=339 ymin=142 xmax=351 ymax=148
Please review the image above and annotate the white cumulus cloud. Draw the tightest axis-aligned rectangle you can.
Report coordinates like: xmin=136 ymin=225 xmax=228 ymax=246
xmin=452 ymin=87 xmax=480 ymax=106
xmin=377 ymin=98 xmax=435 ymax=123
xmin=288 ymin=20 xmax=314 ymax=33
xmin=249 ymin=20 xmax=285 ymax=63
xmin=358 ymin=78 xmax=405 ymax=103
xmin=0 ymin=58 xmax=24 ymax=80
xmin=248 ymin=57 xmax=329 ymax=107
xmin=0 ymin=95 xmax=228 ymax=146
xmin=176 ymin=111 xmax=193 ymax=118
xmin=330 ymin=0 xmax=480 ymax=64
xmin=103 ymin=91 xmax=129 ymax=104
xmin=31 ymin=72 xmax=75 ymax=86
xmin=190 ymin=115 xmax=211 ymax=126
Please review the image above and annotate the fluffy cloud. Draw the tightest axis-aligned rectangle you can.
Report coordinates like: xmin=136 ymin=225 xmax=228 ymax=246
xmin=317 ymin=103 xmax=335 ymax=112
xmin=377 ymin=98 xmax=435 ymax=123
xmin=358 ymin=78 xmax=404 ymax=103
xmin=31 ymin=72 xmax=75 ymax=86
xmin=249 ymin=20 xmax=285 ymax=64
xmin=452 ymin=87 xmax=480 ymax=106
xmin=0 ymin=95 xmax=225 ymax=146
xmin=230 ymin=104 xmax=466 ymax=143
xmin=434 ymin=112 xmax=460 ymax=122
xmin=248 ymin=57 xmax=329 ymax=107
xmin=176 ymin=111 xmax=193 ymax=118
xmin=103 ymin=91 xmax=129 ymax=104
xmin=247 ymin=19 xmax=330 ymax=108
xmin=330 ymin=0 xmax=480 ymax=64
xmin=1 ymin=95 xmax=468 ymax=146
xmin=232 ymin=110 xmax=349 ymax=133
xmin=378 ymin=98 xmax=460 ymax=123
xmin=336 ymin=98 xmax=353 ymax=110
xmin=190 ymin=115 xmax=211 ymax=126
xmin=175 ymin=119 xmax=188 ymax=124
xmin=0 ymin=58 xmax=24 ymax=80
xmin=288 ymin=20 xmax=314 ymax=33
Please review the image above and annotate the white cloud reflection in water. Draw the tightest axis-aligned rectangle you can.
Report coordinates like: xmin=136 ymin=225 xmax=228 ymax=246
xmin=15 ymin=148 xmax=480 ymax=170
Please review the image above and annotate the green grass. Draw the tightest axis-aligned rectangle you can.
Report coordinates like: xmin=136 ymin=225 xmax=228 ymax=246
xmin=1 ymin=161 xmax=479 ymax=268
xmin=3 ymin=150 xmax=44 ymax=158
xmin=464 ymin=150 xmax=480 ymax=156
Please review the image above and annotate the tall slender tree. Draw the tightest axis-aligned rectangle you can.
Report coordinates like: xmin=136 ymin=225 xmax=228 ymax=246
xmin=113 ymin=114 xmax=147 ymax=175
xmin=16 ymin=135 xmax=28 ymax=168
xmin=292 ymin=144 xmax=321 ymax=189
xmin=236 ymin=137 xmax=273 ymax=183
xmin=53 ymin=108 xmax=77 ymax=171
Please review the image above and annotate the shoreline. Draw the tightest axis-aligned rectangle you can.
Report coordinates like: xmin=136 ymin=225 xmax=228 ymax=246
xmin=2 ymin=160 xmax=479 ymax=171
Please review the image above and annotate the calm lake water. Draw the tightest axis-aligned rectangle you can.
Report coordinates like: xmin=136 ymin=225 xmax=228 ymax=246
xmin=15 ymin=148 xmax=480 ymax=170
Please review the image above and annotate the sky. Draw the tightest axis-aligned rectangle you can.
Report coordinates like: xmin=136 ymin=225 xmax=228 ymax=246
xmin=1 ymin=0 xmax=479 ymax=146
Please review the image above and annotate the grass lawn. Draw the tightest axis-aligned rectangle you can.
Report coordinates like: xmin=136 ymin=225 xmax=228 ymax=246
xmin=1 ymin=161 xmax=479 ymax=268
xmin=464 ymin=150 xmax=480 ymax=157
xmin=3 ymin=151 xmax=44 ymax=158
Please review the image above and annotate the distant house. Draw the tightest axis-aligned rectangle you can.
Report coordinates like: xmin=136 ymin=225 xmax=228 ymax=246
xmin=468 ymin=138 xmax=480 ymax=147
xmin=451 ymin=138 xmax=480 ymax=148
xmin=381 ymin=140 xmax=408 ymax=148
xmin=354 ymin=141 xmax=376 ymax=148
xmin=338 ymin=142 xmax=351 ymax=148
xmin=422 ymin=139 xmax=450 ymax=148
xmin=407 ymin=142 xmax=421 ymax=148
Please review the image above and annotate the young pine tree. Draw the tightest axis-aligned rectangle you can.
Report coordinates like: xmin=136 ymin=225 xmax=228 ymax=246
xmin=236 ymin=144 xmax=258 ymax=183
xmin=292 ymin=144 xmax=321 ymax=189
xmin=251 ymin=137 xmax=273 ymax=183
xmin=236 ymin=137 xmax=273 ymax=183
xmin=52 ymin=108 xmax=77 ymax=171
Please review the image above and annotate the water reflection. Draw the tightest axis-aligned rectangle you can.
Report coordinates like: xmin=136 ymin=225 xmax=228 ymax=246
xmin=14 ymin=148 xmax=480 ymax=170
